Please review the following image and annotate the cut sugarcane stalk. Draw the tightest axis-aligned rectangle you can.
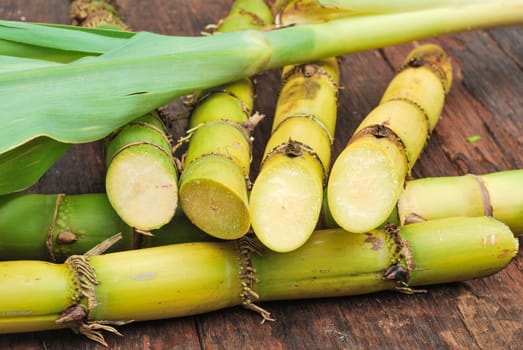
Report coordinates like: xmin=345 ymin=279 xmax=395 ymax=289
xmin=0 ymin=192 xmax=211 ymax=262
xmin=105 ymin=112 xmax=178 ymax=231
xmin=179 ymin=0 xmax=272 ymax=239
xmin=0 ymin=216 xmax=517 ymax=345
xmin=68 ymin=1 xmax=179 ymax=232
xmin=328 ymin=44 xmax=452 ymax=233
xmin=398 ymin=169 xmax=523 ymax=235
xmin=250 ymin=54 xmax=339 ymax=252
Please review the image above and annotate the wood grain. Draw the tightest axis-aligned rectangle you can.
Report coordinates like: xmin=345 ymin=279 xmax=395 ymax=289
xmin=0 ymin=1 xmax=522 ymax=349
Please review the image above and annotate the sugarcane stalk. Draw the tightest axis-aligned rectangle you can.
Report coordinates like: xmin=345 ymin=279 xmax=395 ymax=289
xmin=249 ymin=2 xmax=340 ymax=252
xmin=0 ymin=193 xmax=210 ymax=262
xmin=178 ymin=0 xmax=272 ymax=240
xmin=67 ymin=0 xmax=179 ymax=232
xmin=0 ymin=216 xmax=517 ymax=345
xmin=327 ymin=44 xmax=452 ymax=233
xmin=398 ymin=169 xmax=523 ymax=236
xmin=0 ymin=2 xmax=521 ymax=184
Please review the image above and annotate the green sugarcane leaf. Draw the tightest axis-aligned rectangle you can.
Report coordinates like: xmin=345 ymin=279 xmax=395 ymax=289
xmin=0 ymin=28 xmax=271 ymax=156
xmin=0 ymin=138 xmax=71 ymax=194
xmin=0 ymin=20 xmax=132 ymax=56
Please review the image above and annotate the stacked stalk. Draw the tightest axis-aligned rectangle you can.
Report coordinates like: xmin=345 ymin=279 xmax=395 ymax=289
xmin=398 ymin=169 xmax=523 ymax=235
xmin=0 ymin=193 xmax=210 ymax=262
xmin=249 ymin=2 xmax=340 ymax=252
xmin=0 ymin=216 xmax=517 ymax=345
xmin=178 ymin=0 xmax=273 ymax=240
xmin=69 ymin=0 xmax=179 ymax=232
xmin=327 ymin=43 xmax=452 ymax=233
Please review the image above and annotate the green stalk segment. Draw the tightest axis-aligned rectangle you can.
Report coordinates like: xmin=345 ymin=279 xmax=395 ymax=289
xmin=0 ymin=193 xmax=210 ymax=262
xmin=0 ymin=193 xmax=132 ymax=261
xmin=0 ymin=216 xmax=517 ymax=344
xmin=68 ymin=0 xmax=179 ymax=232
xmin=398 ymin=169 xmax=523 ymax=236
xmin=249 ymin=54 xmax=340 ymax=252
xmin=328 ymin=44 xmax=452 ymax=233
xmin=0 ymin=2 xmax=521 ymax=160
xmin=179 ymin=0 xmax=273 ymax=240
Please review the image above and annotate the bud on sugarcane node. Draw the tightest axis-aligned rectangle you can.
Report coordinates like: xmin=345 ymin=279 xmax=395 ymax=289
xmin=327 ymin=43 xmax=452 ymax=233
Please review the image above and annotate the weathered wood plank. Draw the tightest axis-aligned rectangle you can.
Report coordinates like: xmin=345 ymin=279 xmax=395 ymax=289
xmin=0 ymin=1 xmax=521 ymax=349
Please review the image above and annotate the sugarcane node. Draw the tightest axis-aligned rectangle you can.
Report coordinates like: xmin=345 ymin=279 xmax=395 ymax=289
xmin=407 ymin=56 xmax=425 ymax=68
xmin=56 ymin=230 xmax=78 ymax=245
xmin=240 ymin=111 xmax=266 ymax=134
xmin=186 ymin=151 xmax=252 ymax=190
xmin=69 ymin=0 xmax=129 ymax=30
xmin=281 ymin=64 xmax=338 ymax=91
xmin=46 ymin=194 xmax=66 ymax=262
xmin=470 ymin=174 xmax=494 ymax=217
xmin=108 ymin=141 xmax=173 ymax=165
xmin=351 ymin=124 xmax=409 ymax=164
xmin=56 ymin=303 xmax=88 ymax=323
xmin=403 ymin=213 xmax=427 ymax=225
xmin=236 ymin=236 xmax=274 ymax=322
xmin=188 ymin=89 xmax=252 ymax=118
xmin=272 ymin=114 xmax=334 ymax=144
xmin=383 ymin=97 xmax=431 ymax=138
xmin=384 ymin=222 xmax=416 ymax=280
xmin=262 ymin=139 xmax=328 ymax=183
xmin=383 ymin=261 xmax=410 ymax=283
xmin=398 ymin=48 xmax=451 ymax=94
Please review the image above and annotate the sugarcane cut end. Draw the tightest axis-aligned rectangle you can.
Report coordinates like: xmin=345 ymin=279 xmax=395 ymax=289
xmin=250 ymin=152 xmax=324 ymax=252
xmin=179 ymin=155 xmax=250 ymax=240
xmin=327 ymin=135 xmax=407 ymax=233
xmin=106 ymin=145 xmax=178 ymax=231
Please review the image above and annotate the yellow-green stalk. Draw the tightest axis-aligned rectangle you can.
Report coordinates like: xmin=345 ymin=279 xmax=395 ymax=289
xmin=398 ymin=169 xmax=523 ymax=236
xmin=249 ymin=52 xmax=339 ymax=252
xmin=0 ymin=216 xmax=517 ymax=345
xmin=0 ymin=193 xmax=210 ymax=262
xmin=68 ymin=0 xmax=179 ymax=232
xmin=179 ymin=0 xmax=273 ymax=240
xmin=328 ymin=43 xmax=452 ymax=233
xmin=248 ymin=2 xmax=340 ymax=253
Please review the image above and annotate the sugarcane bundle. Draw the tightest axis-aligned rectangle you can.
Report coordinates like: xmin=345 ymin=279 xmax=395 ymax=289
xmin=0 ymin=216 xmax=517 ymax=345
xmin=327 ymin=43 xmax=452 ymax=233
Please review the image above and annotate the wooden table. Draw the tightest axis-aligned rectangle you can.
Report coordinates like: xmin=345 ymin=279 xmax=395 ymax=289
xmin=1 ymin=1 xmax=522 ymax=349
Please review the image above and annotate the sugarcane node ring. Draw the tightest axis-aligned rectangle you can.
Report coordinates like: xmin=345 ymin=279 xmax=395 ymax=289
xmin=272 ymin=114 xmax=335 ymax=144
xmin=471 ymin=174 xmax=494 ymax=217
xmin=46 ymin=193 xmax=66 ymax=262
xmin=281 ymin=63 xmax=338 ymax=93
xmin=383 ymin=223 xmax=416 ymax=286
xmin=384 ymin=97 xmax=432 ymax=140
xmin=352 ymin=124 xmax=408 ymax=160
xmin=236 ymin=236 xmax=275 ymax=323
xmin=262 ymin=139 xmax=328 ymax=182
xmin=397 ymin=44 xmax=452 ymax=94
